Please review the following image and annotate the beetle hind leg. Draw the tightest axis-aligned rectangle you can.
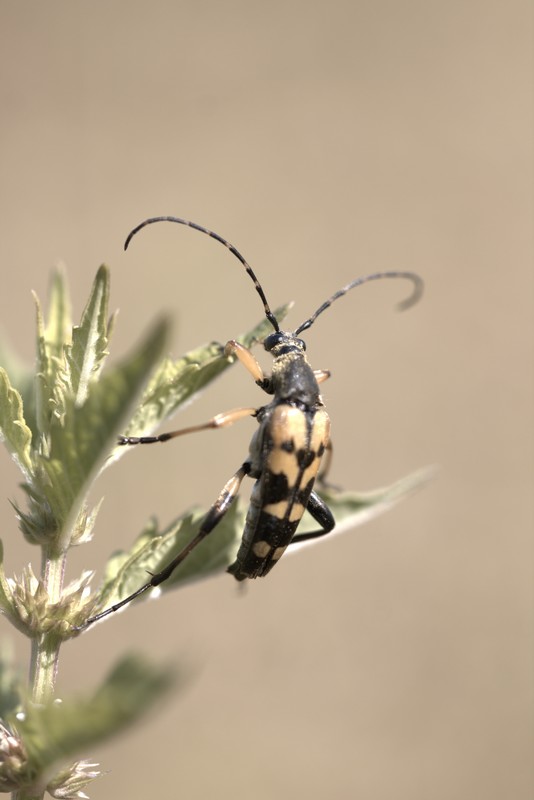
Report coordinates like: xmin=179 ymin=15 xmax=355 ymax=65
xmin=74 ymin=462 xmax=251 ymax=630
xmin=289 ymin=489 xmax=335 ymax=545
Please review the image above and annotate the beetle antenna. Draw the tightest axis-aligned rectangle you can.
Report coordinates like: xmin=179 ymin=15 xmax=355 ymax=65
xmin=294 ymin=271 xmax=423 ymax=335
xmin=124 ymin=216 xmax=280 ymax=332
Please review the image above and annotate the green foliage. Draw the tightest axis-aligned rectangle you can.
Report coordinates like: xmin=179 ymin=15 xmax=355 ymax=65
xmin=90 ymin=503 xmax=247 ymax=620
xmin=302 ymin=468 xmax=434 ymax=537
xmin=0 ymin=267 xmax=298 ymax=797
xmin=0 ymin=265 xmax=430 ymax=798
xmin=13 ymin=656 xmax=176 ymax=783
xmin=0 ymin=370 xmax=33 ymax=478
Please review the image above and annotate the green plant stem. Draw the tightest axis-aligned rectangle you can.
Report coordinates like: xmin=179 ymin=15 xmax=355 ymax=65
xmin=13 ymin=789 xmax=45 ymax=800
xmin=13 ymin=550 xmax=67 ymax=800
xmin=30 ymin=549 xmax=66 ymax=704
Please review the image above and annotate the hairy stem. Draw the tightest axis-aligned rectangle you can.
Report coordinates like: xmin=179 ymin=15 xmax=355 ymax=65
xmin=29 ymin=549 xmax=66 ymax=703
xmin=13 ymin=550 xmax=67 ymax=800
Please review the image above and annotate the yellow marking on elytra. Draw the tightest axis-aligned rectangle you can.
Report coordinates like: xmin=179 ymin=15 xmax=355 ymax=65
xmin=269 ymin=406 xmax=307 ymax=446
xmin=311 ymin=408 xmax=331 ymax=451
xmin=262 ymin=405 xmax=331 ymax=505
xmin=266 ymin=406 xmax=311 ymax=487
xmin=252 ymin=542 xmax=287 ymax=562
xmin=300 ymin=465 xmax=318 ymax=488
xmin=252 ymin=541 xmax=272 ymax=558
xmin=267 ymin=449 xmax=298 ymax=482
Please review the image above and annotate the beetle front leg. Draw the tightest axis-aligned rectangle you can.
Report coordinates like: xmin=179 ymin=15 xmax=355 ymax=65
xmin=289 ymin=489 xmax=335 ymax=545
xmin=224 ymin=340 xmax=273 ymax=393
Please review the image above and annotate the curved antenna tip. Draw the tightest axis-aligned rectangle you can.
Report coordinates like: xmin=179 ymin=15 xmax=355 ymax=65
xmin=124 ymin=217 xmax=168 ymax=251
xmin=294 ymin=270 xmax=424 ymax=336
xmin=395 ymin=274 xmax=424 ymax=312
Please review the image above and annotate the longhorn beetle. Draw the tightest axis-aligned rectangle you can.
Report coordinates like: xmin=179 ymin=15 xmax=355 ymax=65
xmin=78 ymin=216 xmax=423 ymax=629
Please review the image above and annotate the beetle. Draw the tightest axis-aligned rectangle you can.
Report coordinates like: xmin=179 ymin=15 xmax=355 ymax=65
xmin=78 ymin=216 xmax=423 ymax=628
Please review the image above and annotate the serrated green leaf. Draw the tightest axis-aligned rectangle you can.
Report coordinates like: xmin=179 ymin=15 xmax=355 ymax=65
xmin=11 ymin=654 xmax=176 ymax=779
xmin=65 ymin=265 xmax=110 ymax=406
xmin=44 ymin=267 xmax=72 ymax=365
xmin=33 ymin=318 xmax=170 ymax=551
xmin=120 ymin=302 xmax=292 ymax=441
xmin=294 ymin=467 xmax=436 ymax=542
xmin=0 ymin=368 xmax=33 ymax=477
xmin=33 ymin=269 xmax=74 ymax=437
xmin=34 ymin=289 xmax=52 ymax=437
xmin=0 ymin=337 xmax=34 ymax=429
xmin=88 ymin=502 xmax=245 ymax=618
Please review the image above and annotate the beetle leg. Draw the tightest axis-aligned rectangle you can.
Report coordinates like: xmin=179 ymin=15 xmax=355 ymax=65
xmin=75 ymin=463 xmax=251 ymax=630
xmin=118 ymin=406 xmax=257 ymax=445
xmin=289 ymin=489 xmax=335 ymax=545
xmin=314 ymin=369 xmax=331 ymax=384
xmin=224 ymin=339 xmax=273 ymax=392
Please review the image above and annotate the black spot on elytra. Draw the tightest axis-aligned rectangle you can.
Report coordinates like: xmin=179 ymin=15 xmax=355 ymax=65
xmin=317 ymin=442 xmax=326 ymax=457
xmin=297 ymin=449 xmax=315 ymax=469
xmin=263 ymin=471 xmax=290 ymax=503
xmin=280 ymin=439 xmax=295 ymax=453
xmin=257 ymin=512 xmax=296 ymax=544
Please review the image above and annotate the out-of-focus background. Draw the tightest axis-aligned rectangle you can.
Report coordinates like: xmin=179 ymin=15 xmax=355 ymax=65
xmin=1 ymin=3 xmax=531 ymax=799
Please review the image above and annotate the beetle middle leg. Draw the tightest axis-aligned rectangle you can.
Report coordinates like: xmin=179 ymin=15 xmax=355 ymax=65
xmin=118 ymin=406 xmax=258 ymax=445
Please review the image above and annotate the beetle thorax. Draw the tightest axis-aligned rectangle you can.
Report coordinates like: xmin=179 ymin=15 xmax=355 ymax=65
xmin=270 ymin=349 xmax=320 ymax=407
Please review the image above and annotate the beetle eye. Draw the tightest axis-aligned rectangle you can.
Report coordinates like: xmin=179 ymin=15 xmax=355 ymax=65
xmin=296 ymin=338 xmax=306 ymax=351
xmin=264 ymin=332 xmax=284 ymax=351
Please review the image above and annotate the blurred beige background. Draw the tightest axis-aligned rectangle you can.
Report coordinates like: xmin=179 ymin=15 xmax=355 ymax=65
xmin=1 ymin=2 xmax=531 ymax=799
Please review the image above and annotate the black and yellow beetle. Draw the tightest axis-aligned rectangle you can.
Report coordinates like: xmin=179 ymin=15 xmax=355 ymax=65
xmin=80 ymin=216 xmax=423 ymax=628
